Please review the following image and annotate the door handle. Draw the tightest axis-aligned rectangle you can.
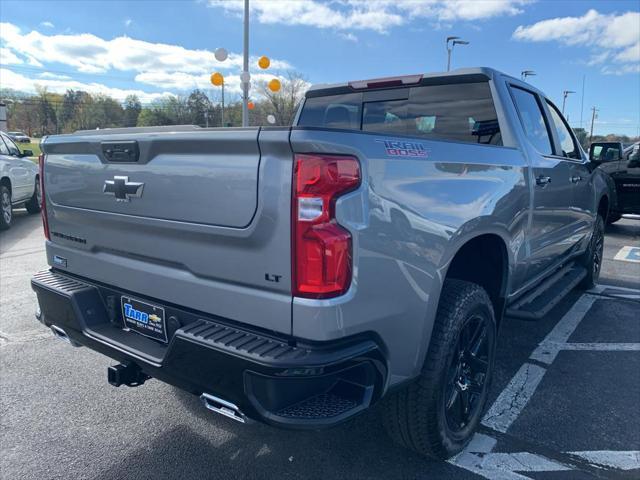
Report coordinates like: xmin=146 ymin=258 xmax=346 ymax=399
xmin=570 ymin=175 xmax=582 ymax=183
xmin=535 ymin=175 xmax=551 ymax=186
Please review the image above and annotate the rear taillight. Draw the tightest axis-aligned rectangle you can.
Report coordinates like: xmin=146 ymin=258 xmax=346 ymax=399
xmin=38 ymin=153 xmax=50 ymax=240
xmin=292 ymin=154 xmax=360 ymax=298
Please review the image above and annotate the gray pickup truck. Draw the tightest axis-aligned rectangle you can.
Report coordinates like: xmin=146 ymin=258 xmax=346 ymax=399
xmin=32 ymin=68 xmax=609 ymax=459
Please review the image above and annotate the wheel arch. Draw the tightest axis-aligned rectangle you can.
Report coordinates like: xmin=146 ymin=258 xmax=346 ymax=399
xmin=443 ymin=233 xmax=510 ymax=327
xmin=597 ymin=193 xmax=609 ymax=221
xmin=0 ymin=176 xmax=11 ymax=193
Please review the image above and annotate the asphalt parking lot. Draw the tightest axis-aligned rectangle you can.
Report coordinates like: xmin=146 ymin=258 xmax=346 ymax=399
xmin=1 ymin=210 xmax=639 ymax=480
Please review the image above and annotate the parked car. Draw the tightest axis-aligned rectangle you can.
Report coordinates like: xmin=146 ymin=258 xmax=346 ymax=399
xmin=32 ymin=67 xmax=609 ymax=459
xmin=0 ymin=131 xmax=40 ymax=230
xmin=7 ymin=131 xmax=31 ymax=143
xmin=589 ymin=141 xmax=640 ymax=223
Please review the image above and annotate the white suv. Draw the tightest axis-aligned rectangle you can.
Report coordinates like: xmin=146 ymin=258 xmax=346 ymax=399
xmin=0 ymin=132 xmax=40 ymax=230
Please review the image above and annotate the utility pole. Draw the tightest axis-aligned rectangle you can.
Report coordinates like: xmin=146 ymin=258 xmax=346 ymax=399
xmin=579 ymin=75 xmax=585 ymax=128
xmin=589 ymin=107 xmax=598 ymax=142
xmin=446 ymin=36 xmax=469 ymax=72
xmin=561 ymin=90 xmax=575 ymax=115
xmin=242 ymin=0 xmax=249 ymax=127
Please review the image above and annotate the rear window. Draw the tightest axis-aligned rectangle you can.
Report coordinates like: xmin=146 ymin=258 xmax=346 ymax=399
xmin=298 ymin=82 xmax=501 ymax=146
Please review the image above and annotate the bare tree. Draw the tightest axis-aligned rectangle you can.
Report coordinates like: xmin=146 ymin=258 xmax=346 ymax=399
xmin=257 ymin=72 xmax=308 ymax=126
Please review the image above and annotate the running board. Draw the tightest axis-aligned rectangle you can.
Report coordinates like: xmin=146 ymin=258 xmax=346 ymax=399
xmin=506 ymin=264 xmax=587 ymax=320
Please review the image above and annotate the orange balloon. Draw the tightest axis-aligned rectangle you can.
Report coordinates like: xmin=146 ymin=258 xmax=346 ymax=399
xmin=248 ymin=101 xmax=255 ymax=110
xmin=210 ymin=72 xmax=224 ymax=86
xmin=268 ymin=78 xmax=281 ymax=92
xmin=258 ymin=56 xmax=270 ymax=69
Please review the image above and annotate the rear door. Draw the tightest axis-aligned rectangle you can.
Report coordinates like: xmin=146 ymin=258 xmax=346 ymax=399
xmin=545 ymin=100 xmax=594 ymax=240
xmin=42 ymin=127 xmax=294 ymax=334
xmin=509 ymin=86 xmax=576 ymax=279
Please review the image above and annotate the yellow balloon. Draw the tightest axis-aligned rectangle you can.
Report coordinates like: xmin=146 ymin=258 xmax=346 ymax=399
xmin=258 ymin=56 xmax=270 ymax=69
xmin=210 ymin=72 xmax=224 ymax=86
xmin=268 ymin=78 xmax=281 ymax=92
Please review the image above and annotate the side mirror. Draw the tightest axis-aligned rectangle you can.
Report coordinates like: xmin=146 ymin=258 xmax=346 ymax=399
xmin=21 ymin=150 xmax=34 ymax=157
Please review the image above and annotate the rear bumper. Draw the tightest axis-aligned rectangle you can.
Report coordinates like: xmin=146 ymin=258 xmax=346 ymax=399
xmin=31 ymin=269 xmax=387 ymax=428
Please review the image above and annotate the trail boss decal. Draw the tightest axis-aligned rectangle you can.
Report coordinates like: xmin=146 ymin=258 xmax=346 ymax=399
xmin=377 ymin=139 xmax=429 ymax=158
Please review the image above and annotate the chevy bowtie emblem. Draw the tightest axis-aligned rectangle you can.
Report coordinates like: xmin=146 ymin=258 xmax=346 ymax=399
xmin=103 ymin=176 xmax=144 ymax=202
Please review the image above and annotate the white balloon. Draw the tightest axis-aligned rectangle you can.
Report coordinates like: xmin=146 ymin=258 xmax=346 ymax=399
xmin=241 ymin=71 xmax=251 ymax=83
xmin=267 ymin=115 xmax=276 ymax=124
xmin=214 ymin=48 xmax=228 ymax=62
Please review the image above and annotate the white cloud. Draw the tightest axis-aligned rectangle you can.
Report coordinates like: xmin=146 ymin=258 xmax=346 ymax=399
xmin=208 ymin=0 xmax=531 ymax=33
xmin=338 ymin=32 xmax=358 ymax=43
xmin=38 ymin=72 xmax=71 ymax=80
xmin=0 ymin=68 xmax=174 ymax=103
xmin=125 ymin=18 xmax=133 ymax=27
xmin=0 ymin=22 xmax=293 ymax=91
xmin=513 ymin=10 xmax=640 ymax=74
xmin=40 ymin=21 xmax=54 ymax=28
xmin=0 ymin=47 xmax=22 ymax=65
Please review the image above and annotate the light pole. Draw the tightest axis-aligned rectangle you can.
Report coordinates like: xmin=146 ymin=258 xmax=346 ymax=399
xmin=521 ymin=70 xmax=536 ymax=81
xmin=211 ymin=0 xmax=281 ymax=128
xmin=446 ymin=36 xmax=469 ymax=72
xmin=242 ymin=0 xmax=249 ymax=127
xmin=561 ymin=90 xmax=575 ymax=115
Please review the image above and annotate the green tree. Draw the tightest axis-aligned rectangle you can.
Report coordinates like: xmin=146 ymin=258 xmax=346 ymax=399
xmin=187 ymin=89 xmax=212 ymax=126
xmin=35 ymin=87 xmax=57 ymax=136
xmin=123 ymin=95 xmax=142 ymax=127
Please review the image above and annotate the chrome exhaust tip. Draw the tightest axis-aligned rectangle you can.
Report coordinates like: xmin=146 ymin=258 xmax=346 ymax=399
xmin=50 ymin=325 xmax=82 ymax=348
xmin=200 ymin=392 xmax=248 ymax=424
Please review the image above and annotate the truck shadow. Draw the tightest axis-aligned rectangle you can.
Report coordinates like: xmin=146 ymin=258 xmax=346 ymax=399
xmin=91 ymin=388 xmax=466 ymax=480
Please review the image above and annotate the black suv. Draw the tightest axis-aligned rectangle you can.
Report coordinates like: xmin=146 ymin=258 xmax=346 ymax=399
xmin=589 ymin=141 xmax=640 ymax=223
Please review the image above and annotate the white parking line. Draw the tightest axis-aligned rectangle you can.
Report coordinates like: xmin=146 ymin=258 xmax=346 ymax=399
xmin=530 ymin=294 xmax=597 ymax=365
xmin=561 ymin=342 xmax=640 ymax=351
xmin=482 ymin=295 xmax=597 ymax=433
xmin=451 ymin=292 xmax=640 ymax=478
xmin=570 ymin=450 xmax=640 ymax=470
xmin=481 ymin=363 xmax=546 ymax=433
xmin=451 ymin=442 xmax=640 ymax=478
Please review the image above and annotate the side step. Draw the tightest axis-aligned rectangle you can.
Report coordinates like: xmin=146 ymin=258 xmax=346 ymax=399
xmin=506 ymin=264 xmax=587 ymax=320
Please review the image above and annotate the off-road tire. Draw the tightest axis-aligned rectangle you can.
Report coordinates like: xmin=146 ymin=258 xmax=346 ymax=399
xmin=606 ymin=212 xmax=621 ymax=225
xmin=25 ymin=178 xmax=41 ymax=214
xmin=578 ymin=214 xmax=605 ymax=290
xmin=0 ymin=185 xmax=12 ymax=230
xmin=382 ymin=279 xmax=496 ymax=459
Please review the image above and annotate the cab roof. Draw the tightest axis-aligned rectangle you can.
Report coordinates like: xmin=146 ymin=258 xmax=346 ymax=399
xmin=305 ymin=67 xmax=539 ymax=98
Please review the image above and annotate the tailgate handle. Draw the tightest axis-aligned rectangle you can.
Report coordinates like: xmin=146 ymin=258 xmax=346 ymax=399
xmin=101 ymin=141 xmax=139 ymax=163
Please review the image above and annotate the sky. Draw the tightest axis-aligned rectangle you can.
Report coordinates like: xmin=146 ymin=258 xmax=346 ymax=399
xmin=0 ymin=0 xmax=639 ymax=136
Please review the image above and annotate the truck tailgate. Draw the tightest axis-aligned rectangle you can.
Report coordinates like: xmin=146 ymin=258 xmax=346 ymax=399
xmin=45 ymin=128 xmax=260 ymax=227
xmin=41 ymin=127 xmax=294 ymax=335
